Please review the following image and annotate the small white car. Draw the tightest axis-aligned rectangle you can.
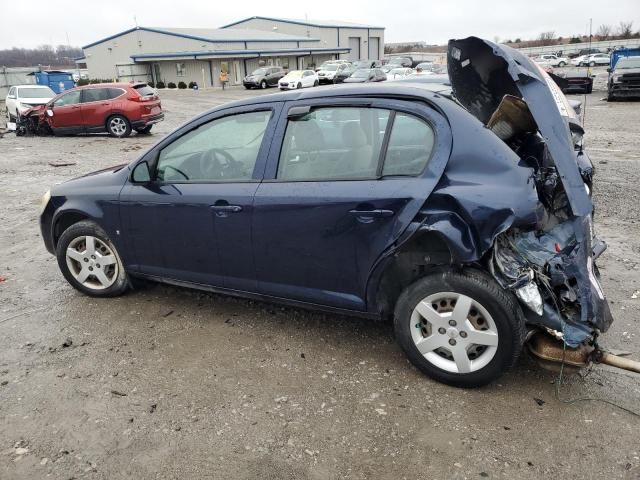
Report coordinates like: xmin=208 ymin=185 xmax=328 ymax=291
xmin=5 ymin=85 xmax=56 ymax=127
xmin=583 ymin=53 xmax=611 ymax=67
xmin=534 ymin=54 xmax=569 ymax=67
xmin=386 ymin=67 xmax=415 ymax=81
xmin=278 ymin=70 xmax=319 ymax=90
xmin=316 ymin=63 xmax=350 ymax=84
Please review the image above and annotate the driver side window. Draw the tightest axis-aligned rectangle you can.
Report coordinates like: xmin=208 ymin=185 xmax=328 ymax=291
xmin=54 ymin=90 xmax=81 ymax=107
xmin=156 ymin=110 xmax=272 ymax=183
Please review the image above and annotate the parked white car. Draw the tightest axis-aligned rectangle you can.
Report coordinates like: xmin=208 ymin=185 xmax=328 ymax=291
xmin=386 ymin=67 xmax=415 ymax=81
xmin=583 ymin=53 xmax=611 ymax=66
xmin=571 ymin=55 xmax=587 ymax=66
xmin=278 ymin=70 xmax=319 ymax=90
xmin=5 ymin=85 xmax=56 ymax=126
xmin=534 ymin=54 xmax=569 ymax=67
xmin=316 ymin=63 xmax=351 ymax=84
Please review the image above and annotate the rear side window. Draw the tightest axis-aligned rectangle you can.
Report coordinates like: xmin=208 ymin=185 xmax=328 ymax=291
xmin=107 ymin=88 xmax=124 ymax=99
xmin=382 ymin=113 xmax=435 ymax=176
xmin=133 ymin=84 xmax=155 ymax=97
xmin=83 ymin=88 xmax=109 ymax=103
xmin=278 ymin=107 xmax=390 ymax=180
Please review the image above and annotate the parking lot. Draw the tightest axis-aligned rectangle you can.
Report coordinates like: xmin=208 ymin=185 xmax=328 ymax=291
xmin=1 ymin=81 xmax=639 ymax=479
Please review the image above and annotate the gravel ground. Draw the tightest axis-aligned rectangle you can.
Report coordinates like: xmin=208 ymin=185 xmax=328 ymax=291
xmin=1 ymin=80 xmax=639 ymax=480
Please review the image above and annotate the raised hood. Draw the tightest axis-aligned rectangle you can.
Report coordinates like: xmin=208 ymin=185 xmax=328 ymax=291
xmin=447 ymin=37 xmax=613 ymax=346
xmin=447 ymin=37 xmax=591 ymax=217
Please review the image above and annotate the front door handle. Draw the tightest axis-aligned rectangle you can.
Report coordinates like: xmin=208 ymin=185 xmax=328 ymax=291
xmin=211 ymin=202 xmax=242 ymax=218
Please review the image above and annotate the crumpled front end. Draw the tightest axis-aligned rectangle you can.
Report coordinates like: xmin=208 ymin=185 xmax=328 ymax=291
xmin=443 ymin=37 xmax=613 ymax=347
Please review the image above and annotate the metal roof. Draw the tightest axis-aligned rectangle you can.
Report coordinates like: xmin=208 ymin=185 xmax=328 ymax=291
xmin=220 ymin=16 xmax=385 ymax=30
xmin=82 ymin=26 xmax=320 ymax=49
xmin=131 ymin=47 xmax=351 ymax=62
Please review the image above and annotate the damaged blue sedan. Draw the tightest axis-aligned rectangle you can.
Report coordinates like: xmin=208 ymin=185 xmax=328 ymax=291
xmin=39 ymin=37 xmax=614 ymax=387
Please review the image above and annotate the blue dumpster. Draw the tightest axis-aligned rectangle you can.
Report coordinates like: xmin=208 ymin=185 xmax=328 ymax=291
xmin=29 ymin=70 xmax=75 ymax=94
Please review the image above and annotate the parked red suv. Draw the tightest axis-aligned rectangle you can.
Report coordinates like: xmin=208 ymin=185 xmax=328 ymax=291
xmin=26 ymin=83 xmax=163 ymax=137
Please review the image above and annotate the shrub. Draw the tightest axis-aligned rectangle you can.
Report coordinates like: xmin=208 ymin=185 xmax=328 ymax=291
xmin=167 ymin=82 xmax=177 ymax=89
xmin=148 ymin=81 xmax=155 ymax=88
xmin=88 ymin=78 xmax=113 ymax=84
xmin=156 ymin=81 xmax=165 ymax=89
xmin=76 ymin=78 xmax=90 ymax=86
xmin=188 ymin=81 xmax=197 ymax=89
xmin=178 ymin=81 xmax=187 ymax=89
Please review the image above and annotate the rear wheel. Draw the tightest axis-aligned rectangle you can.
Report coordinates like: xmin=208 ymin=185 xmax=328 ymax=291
xmin=106 ymin=114 xmax=131 ymax=138
xmin=393 ymin=269 xmax=525 ymax=388
xmin=56 ymin=220 xmax=128 ymax=297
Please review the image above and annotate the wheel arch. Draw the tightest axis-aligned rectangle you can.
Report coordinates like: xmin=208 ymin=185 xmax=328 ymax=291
xmin=52 ymin=210 xmax=93 ymax=249
xmin=367 ymin=230 xmax=457 ymax=319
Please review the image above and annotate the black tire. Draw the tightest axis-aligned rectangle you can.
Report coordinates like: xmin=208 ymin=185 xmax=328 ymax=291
xmin=559 ymin=61 xmax=566 ymax=67
xmin=56 ymin=220 xmax=129 ymax=297
xmin=244 ymin=85 xmax=251 ymax=90
xmin=297 ymin=82 xmax=302 ymax=89
xmin=135 ymin=125 xmax=153 ymax=135
xmin=393 ymin=269 xmax=526 ymax=388
xmin=589 ymin=61 xmax=596 ymax=67
xmin=106 ymin=114 xmax=131 ymax=138
xmin=587 ymin=85 xmax=593 ymax=94
xmin=313 ymin=80 xmax=319 ymax=87
xmin=260 ymin=80 xmax=267 ymax=89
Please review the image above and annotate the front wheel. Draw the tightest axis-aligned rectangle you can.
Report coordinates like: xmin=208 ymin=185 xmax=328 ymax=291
xmin=56 ymin=220 xmax=129 ymax=297
xmin=297 ymin=82 xmax=302 ymax=89
xmin=313 ymin=80 xmax=319 ymax=87
xmin=260 ymin=80 xmax=267 ymax=89
xmin=393 ymin=269 xmax=525 ymax=388
xmin=106 ymin=114 xmax=131 ymax=137
xmin=558 ymin=61 xmax=566 ymax=67
xmin=589 ymin=61 xmax=596 ymax=67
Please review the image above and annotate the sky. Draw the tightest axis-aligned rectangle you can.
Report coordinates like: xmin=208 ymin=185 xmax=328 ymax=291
xmin=1 ymin=0 xmax=639 ymax=49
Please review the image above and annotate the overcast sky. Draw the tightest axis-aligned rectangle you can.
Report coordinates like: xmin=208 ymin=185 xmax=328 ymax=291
xmin=1 ymin=0 xmax=639 ymax=49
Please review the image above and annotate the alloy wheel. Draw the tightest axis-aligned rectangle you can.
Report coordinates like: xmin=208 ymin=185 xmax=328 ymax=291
xmin=65 ymin=235 xmax=118 ymax=290
xmin=109 ymin=117 xmax=127 ymax=136
xmin=410 ymin=292 xmax=499 ymax=374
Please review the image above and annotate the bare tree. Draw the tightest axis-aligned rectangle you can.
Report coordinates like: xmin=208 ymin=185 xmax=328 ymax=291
xmin=595 ymin=24 xmax=612 ymax=40
xmin=538 ymin=31 xmax=556 ymax=41
xmin=617 ymin=21 xmax=633 ymax=38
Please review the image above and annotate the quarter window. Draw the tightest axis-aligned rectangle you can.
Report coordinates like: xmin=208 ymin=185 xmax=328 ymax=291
xmin=156 ymin=110 xmax=272 ymax=183
xmin=53 ymin=90 xmax=81 ymax=107
xmin=382 ymin=113 xmax=435 ymax=176
xmin=277 ymin=107 xmax=390 ymax=180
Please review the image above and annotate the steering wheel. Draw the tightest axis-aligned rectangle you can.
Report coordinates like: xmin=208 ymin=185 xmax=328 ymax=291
xmin=198 ymin=148 xmax=245 ymax=180
xmin=163 ymin=165 xmax=189 ymax=180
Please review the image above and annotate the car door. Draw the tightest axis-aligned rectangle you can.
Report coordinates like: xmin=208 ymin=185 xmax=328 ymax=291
xmin=252 ymin=98 xmax=452 ymax=310
xmin=49 ymin=90 xmax=83 ymax=131
xmin=6 ymin=87 xmax=16 ymax=117
xmin=120 ymin=103 xmax=282 ymax=290
xmin=80 ymin=87 xmax=118 ymax=131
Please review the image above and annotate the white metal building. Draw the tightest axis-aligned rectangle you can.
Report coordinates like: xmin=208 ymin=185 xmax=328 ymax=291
xmin=80 ymin=17 xmax=385 ymax=88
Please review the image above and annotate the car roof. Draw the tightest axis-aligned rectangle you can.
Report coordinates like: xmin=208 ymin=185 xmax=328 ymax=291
xmin=14 ymin=84 xmax=53 ymax=89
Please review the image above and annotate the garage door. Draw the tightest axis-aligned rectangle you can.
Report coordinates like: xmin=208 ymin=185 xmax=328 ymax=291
xmin=368 ymin=37 xmax=380 ymax=61
xmin=348 ymin=37 xmax=360 ymax=61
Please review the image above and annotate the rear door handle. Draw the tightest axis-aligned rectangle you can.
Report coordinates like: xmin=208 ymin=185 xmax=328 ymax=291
xmin=349 ymin=209 xmax=394 ymax=217
xmin=349 ymin=209 xmax=395 ymax=223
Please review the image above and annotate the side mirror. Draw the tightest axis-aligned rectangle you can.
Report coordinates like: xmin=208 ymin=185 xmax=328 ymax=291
xmin=132 ymin=161 xmax=151 ymax=183
xmin=8 ymin=95 xmax=16 ymax=99
xmin=46 ymin=107 xmax=54 ymax=117
xmin=606 ymin=67 xmax=611 ymax=73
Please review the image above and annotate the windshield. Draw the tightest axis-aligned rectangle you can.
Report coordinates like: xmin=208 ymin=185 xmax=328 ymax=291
xmin=351 ymin=69 xmax=371 ymax=78
xmin=322 ymin=64 xmax=339 ymax=71
xmin=389 ymin=58 xmax=407 ymax=65
xmin=390 ymin=68 xmax=408 ymax=75
xmin=17 ymin=87 xmax=55 ymax=98
xmin=285 ymin=71 xmax=302 ymax=79
xmin=616 ymin=57 xmax=640 ymax=69
xmin=251 ymin=68 xmax=268 ymax=76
